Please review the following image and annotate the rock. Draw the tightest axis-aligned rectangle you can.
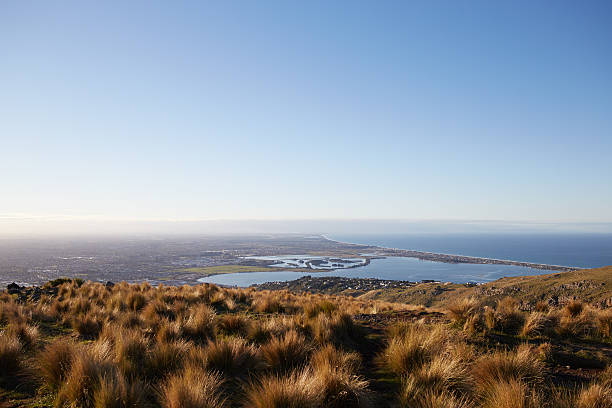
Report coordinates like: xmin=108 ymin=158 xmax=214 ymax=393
xmin=7 ymin=282 xmax=22 ymax=294
xmin=105 ymin=281 xmax=115 ymax=288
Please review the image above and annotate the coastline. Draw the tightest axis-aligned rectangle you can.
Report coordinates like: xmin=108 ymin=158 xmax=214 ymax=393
xmin=321 ymin=235 xmax=578 ymax=272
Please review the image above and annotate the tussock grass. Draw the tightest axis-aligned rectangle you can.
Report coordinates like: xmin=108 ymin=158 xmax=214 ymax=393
xmin=200 ymin=337 xmax=265 ymax=379
xmin=0 ymin=332 xmax=23 ymax=379
xmin=382 ymin=323 xmax=448 ymax=375
xmin=6 ymin=321 xmax=40 ymax=350
xmin=402 ymin=354 xmax=472 ymax=400
xmin=55 ymin=348 xmax=115 ymax=408
xmin=520 ymin=311 xmax=558 ymax=337
xmin=218 ymin=314 xmax=252 ymax=337
xmin=182 ymin=304 xmax=216 ymax=342
xmin=72 ymin=312 xmax=104 ymax=339
xmin=480 ymin=379 xmax=541 ymax=408
xmin=447 ymin=297 xmax=478 ymax=326
xmin=93 ymin=373 xmax=148 ymax=408
xmin=310 ymin=344 xmax=361 ymax=375
xmin=4 ymin=278 xmax=612 ymax=408
xmin=484 ymin=298 xmax=525 ymax=335
xmin=38 ymin=340 xmax=79 ymax=390
xmin=261 ymin=329 xmax=310 ymax=373
xmin=472 ymin=344 xmax=545 ymax=391
xmin=243 ymin=369 xmax=319 ymax=408
xmin=161 ymin=366 xmax=226 ymax=408
xmin=575 ymin=383 xmax=612 ymax=408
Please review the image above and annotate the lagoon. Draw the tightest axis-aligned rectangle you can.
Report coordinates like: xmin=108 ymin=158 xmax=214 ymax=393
xmin=197 ymin=256 xmax=545 ymax=287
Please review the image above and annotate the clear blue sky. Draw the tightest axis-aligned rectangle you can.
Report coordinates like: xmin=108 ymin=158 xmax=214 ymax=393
xmin=1 ymin=1 xmax=611 ymax=233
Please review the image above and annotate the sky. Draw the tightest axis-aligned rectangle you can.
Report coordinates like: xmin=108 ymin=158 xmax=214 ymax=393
xmin=1 ymin=1 xmax=611 ymax=235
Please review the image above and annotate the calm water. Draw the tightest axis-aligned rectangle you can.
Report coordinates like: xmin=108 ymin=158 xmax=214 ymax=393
xmin=330 ymin=233 xmax=612 ymax=268
xmin=198 ymin=233 xmax=612 ymax=287
xmin=198 ymin=257 xmax=540 ymax=287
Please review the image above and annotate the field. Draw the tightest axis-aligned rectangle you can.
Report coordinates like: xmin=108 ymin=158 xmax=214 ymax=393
xmin=1 ymin=275 xmax=612 ymax=407
xmin=171 ymin=265 xmax=281 ymax=277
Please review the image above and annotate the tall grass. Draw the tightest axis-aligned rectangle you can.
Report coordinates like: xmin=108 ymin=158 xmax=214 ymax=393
xmin=161 ymin=366 xmax=226 ymax=408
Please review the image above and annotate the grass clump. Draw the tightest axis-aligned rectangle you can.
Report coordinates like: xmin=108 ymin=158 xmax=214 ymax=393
xmin=0 ymin=332 xmax=23 ymax=381
xmin=161 ymin=367 xmax=226 ymax=408
xmin=38 ymin=340 xmax=79 ymax=390
xmin=261 ymin=329 xmax=310 ymax=373
xmin=381 ymin=323 xmax=448 ymax=375
xmin=243 ymin=369 xmax=319 ymax=408
xmin=200 ymin=337 xmax=265 ymax=379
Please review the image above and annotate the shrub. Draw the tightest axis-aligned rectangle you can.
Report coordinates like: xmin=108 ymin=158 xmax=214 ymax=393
xmin=559 ymin=308 xmax=600 ymax=338
xmin=400 ymin=390 xmax=473 ymax=408
xmin=161 ymin=366 xmax=226 ymax=408
xmin=253 ymin=297 xmax=283 ymax=314
xmin=311 ymin=313 xmax=363 ymax=347
xmin=261 ymin=329 xmax=310 ymax=373
xmin=596 ymin=309 xmax=612 ymax=339
xmin=243 ymin=369 xmax=319 ymax=408
xmin=38 ymin=340 xmax=78 ymax=390
xmin=485 ymin=299 xmax=525 ymax=335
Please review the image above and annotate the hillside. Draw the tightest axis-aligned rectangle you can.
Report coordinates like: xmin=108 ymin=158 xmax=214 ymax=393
xmin=2 ymin=278 xmax=612 ymax=407
xmin=358 ymin=265 xmax=612 ymax=309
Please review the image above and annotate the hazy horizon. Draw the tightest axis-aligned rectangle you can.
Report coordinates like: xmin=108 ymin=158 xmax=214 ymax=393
xmin=2 ymin=218 xmax=612 ymax=238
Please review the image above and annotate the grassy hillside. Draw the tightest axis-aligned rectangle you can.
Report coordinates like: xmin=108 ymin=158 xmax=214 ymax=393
xmin=360 ymin=266 xmax=612 ymax=309
xmin=1 ymin=278 xmax=612 ymax=407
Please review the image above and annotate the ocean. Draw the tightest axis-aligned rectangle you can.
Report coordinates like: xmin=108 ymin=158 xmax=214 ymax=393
xmin=199 ymin=233 xmax=612 ymax=287
xmin=328 ymin=233 xmax=612 ymax=269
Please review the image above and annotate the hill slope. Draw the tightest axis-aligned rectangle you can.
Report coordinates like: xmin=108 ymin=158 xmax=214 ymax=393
xmin=359 ymin=265 xmax=612 ymax=309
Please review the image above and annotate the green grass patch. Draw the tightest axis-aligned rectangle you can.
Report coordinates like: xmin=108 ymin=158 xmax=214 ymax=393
xmin=175 ymin=265 xmax=278 ymax=276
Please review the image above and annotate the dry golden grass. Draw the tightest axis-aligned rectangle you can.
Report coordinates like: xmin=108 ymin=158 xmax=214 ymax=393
xmin=3 ymin=280 xmax=612 ymax=407
xmin=93 ymin=373 xmax=148 ymax=408
xmin=261 ymin=329 xmax=310 ymax=373
xmin=38 ymin=340 xmax=79 ymax=390
xmin=382 ymin=323 xmax=449 ymax=375
xmin=576 ymin=383 xmax=612 ymax=408
xmin=161 ymin=366 xmax=226 ymax=408
xmin=5 ymin=321 xmax=39 ymax=350
xmin=520 ymin=311 xmax=558 ymax=337
xmin=472 ymin=344 xmax=545 ymax=391
xmin=243 ymin=369 xmax=319 ymax=408
xmin=0 ymin=332 xmax=22 ymax=379
xmin=310 ymin=344 xmax=361 ymax=375
xmin=480 ymin=379 xmax=541 ymax=408
xmin=447 ymin=297 xmax=478 ymax=326
xmin=200 ymin=337 xmax=265 ymax=379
